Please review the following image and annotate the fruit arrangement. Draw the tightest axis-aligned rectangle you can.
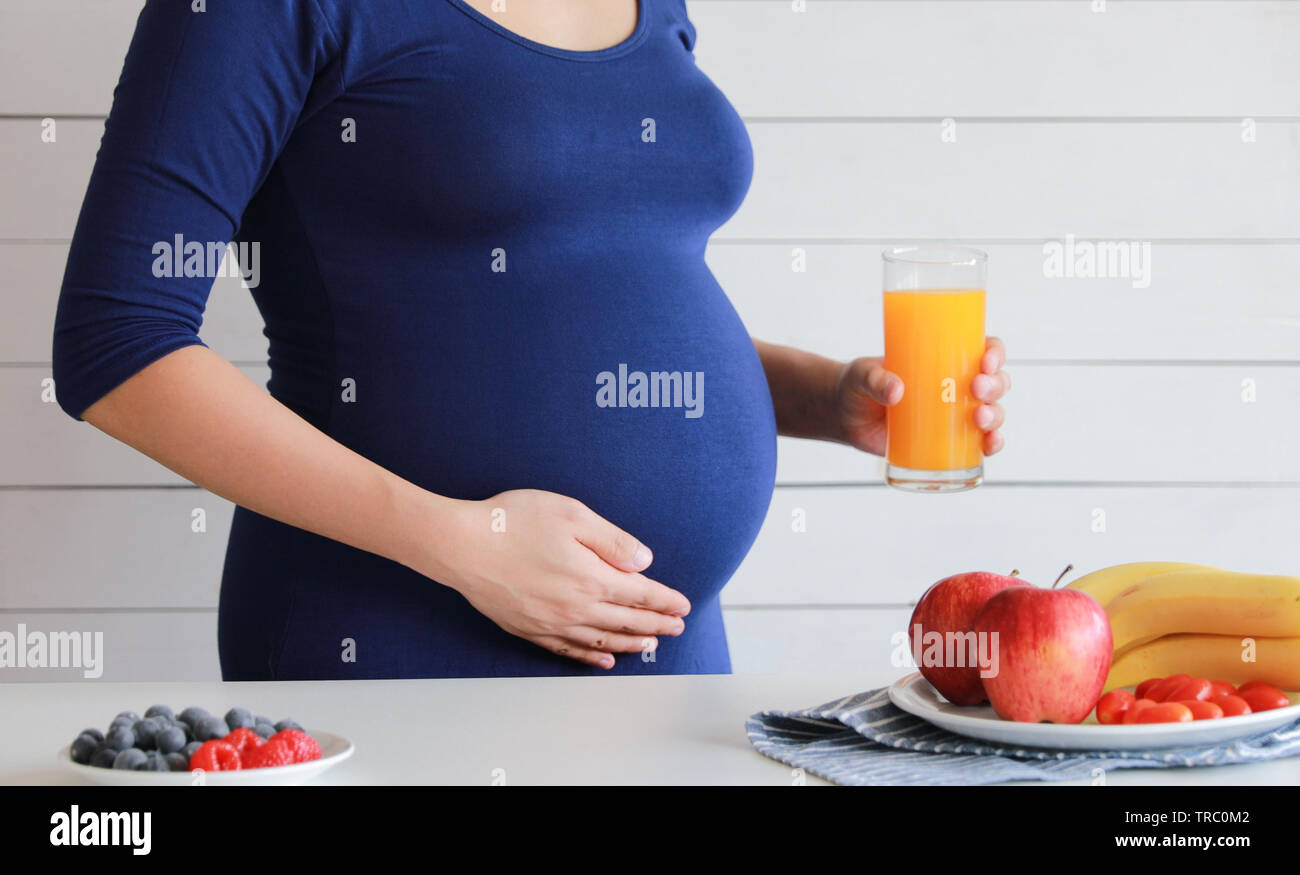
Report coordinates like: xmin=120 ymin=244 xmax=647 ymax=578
xmin=909 ymin=562 xmax=1299 ymax=726
xmin=67 ymin=705 xmax=322 ymax=772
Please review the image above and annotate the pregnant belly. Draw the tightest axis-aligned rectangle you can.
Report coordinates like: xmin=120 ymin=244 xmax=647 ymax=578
xmin=322 ymin=254 xmax=778 ymax=605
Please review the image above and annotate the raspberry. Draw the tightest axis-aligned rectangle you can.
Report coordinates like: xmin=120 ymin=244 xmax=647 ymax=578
xmin=243 ymin=740 xmax=296 ymax=769
xmin=223 ymin=727 xmax=264 ymax=753
xmin=188 ymin=740 xmax=242 ymax=771
xmin=269 ymin=729 xmax=322 ymax=763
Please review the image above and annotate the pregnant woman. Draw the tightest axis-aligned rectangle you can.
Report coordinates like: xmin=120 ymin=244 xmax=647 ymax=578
xmin=52 ymin=0 xmax=1009 ymax=679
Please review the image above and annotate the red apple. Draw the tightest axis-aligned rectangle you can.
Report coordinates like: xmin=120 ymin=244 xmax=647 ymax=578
xmin=972 ymin=587 xmax=1113 ymax=723
xmin=909 ymin=571 xmax=1029 ymax=705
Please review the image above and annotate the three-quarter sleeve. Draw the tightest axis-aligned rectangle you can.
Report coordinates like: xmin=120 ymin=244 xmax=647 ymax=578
xmin=51 ymin=0 xmax=339 ymax=420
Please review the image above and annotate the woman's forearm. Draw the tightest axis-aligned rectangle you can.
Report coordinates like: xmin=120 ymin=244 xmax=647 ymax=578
xmin=752 ymin=338 xmax=847 ymax=442
xmin=79 ymin=345 xmax=463 ymax=579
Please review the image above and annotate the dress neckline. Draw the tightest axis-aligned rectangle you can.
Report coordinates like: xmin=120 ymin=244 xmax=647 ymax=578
xmin=442 ymin=0 xmax=651 ymax=63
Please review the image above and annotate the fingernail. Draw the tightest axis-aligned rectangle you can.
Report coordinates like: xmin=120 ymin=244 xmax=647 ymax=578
xmin=674 ymin=621 xmax=685 ymax=634
xmin=976 ymin=406 xmax=991 ymax=428
xmin=633 ymin=545 xmax=652 ymax=569
xmin=600 ymin=655 xmax=614 ymax=668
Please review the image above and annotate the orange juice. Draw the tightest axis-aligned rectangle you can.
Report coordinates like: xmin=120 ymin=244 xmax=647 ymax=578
xmin=882 ymin=289 xmax=985 ymax=472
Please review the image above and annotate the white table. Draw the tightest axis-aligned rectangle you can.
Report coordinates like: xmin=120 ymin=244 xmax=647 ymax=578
xmin=6 ymin=672 xmax=1298 ymax=785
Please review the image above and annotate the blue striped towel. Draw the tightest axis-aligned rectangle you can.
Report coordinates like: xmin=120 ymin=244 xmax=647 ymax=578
xmin=746 ymin=687 xmax=1300 ymax=785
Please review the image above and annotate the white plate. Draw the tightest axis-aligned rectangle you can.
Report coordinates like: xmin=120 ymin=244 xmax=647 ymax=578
xmin=58 ymin=730 xmax=354 ymax=785
xmin=888 ymin=673 xmax=1300 ymax=751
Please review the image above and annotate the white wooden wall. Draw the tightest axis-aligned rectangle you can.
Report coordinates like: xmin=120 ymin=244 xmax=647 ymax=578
xmin=1 ymin=0 xmax=1298 ymax=681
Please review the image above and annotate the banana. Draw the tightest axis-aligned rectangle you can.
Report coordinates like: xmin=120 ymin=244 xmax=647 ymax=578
xmin=1106 ymin=569 xmax=1300 ymax=653
xmin=1064 ymin=561 xmax=1218 ymax=609
xmin=1106 ymin=634 xmax=1300 ymax=692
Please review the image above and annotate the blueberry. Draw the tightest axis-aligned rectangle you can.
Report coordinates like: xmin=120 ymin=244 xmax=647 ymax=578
xmin=254 ymin=715 xmax=272 ymax=727
xmin=274 ymin=719 xmax=303 ymax=733
xmin=108 ymin=715 xmax=135 ymax=734
xmin=179 ymin=706 xmax=210 ymax=727
xmin=252 ymin=722 xmax=275 ymax=740
xmin=105 ymin=726 xmax=135 ymax=751
xmin=144 ymin=704 xmax=174 ymax=722
xmin=164 ymin=752 xmax=189 ymax=772
xmin=114 ymin=711 xmax=140 ymax=724
xmin=224 ymin=707 xmax=255 ymax=730
xmin=194 ymin=715 xmax=229 ymax=742
xmin=136 ymin=751 xmax=169 ymax=772
xmin=90 ymin=746 xmax=120 ymax=769
xmin=132 ymin=718 xmax=163 ymax=750
xmin=70 ymin=734 xmax=99 ymax=765
xmin=181 ymin=741 xmax=203 ymax=760
xmin=155 ymin=726 xmax=186 ymax=755
xmin=112 ymin=749 xmax=147 ymax=770
xmin=173 ymin=720 xmax=192 ymax=741
xmin=79 ymin=727 xmax=105 ymax=743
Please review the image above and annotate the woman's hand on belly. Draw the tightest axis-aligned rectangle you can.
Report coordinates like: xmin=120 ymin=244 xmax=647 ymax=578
xmin=413 ymin=489 xmax=692 ymax=669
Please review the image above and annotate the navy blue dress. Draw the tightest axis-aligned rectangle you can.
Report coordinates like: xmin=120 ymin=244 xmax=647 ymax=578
xmin=52 ymin=0 xmax=777 ymax=678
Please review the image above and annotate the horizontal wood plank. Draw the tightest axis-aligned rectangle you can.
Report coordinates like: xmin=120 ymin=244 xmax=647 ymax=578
xmin=4 ymin=362 xmax=1297 ymax=485
xmin=9 ymin=241 xmax=1300 ymax=363
xmin=1 ymin=243 xmax=264 ymax=364
xmin=0 ymin=610 xmax=218 ymax=682
xmin=1 ymin=364 xmax=270 ymax=486
xmin=773 ymin=363 xmax=1300 ymax=484
xmin=723 ymin=606 xmax=914 ymax=676
xmin=4 ymin=1 xmax=1299 ymax=117
xmin=0 ymin=0 xmax=142 ymax=116
xmin=724 ymin=484 xmax=1299 ymax=605
xmin=718 ymin=241 xmax=1300 ymax=362
xmin=734 ymin=121 xmax=1300 ymax=240
xmin=694 ymin=0 xmax=1300 ymax=118
xmin=5 ymin=484 xmax=1295 ymax=609
xmin=4 ymin=119 xmax=1297 ymax=241
xmin=0 ymin=488 xmax=232 ymax=609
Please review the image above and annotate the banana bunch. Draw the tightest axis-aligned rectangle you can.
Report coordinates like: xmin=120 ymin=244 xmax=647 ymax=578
xmin=1065 ymin=562 xmax=1300 ymax=691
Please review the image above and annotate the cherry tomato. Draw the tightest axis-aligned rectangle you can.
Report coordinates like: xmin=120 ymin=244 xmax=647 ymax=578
xmin=1166 ymin=677 xmax=1212 ymax=702
xmin=1210 ymin=694 xmax=1252 ymax=717
xmin=1236 ymin=681 xmax=1285 ymax=698
xmin=1208 ymin=680 xmax=1237 ymax=699
xmin=1179 ymin=699 xmax=1224 ymax=720
xmin=1234 ymin=681 xmax=1268 ymax=695
xmin=1146 ymin=674 xmax=1193 ymax=703
xmin=1134 ymin=702 xmax=1194 ymax=724
xmin=1096 ymin=689 xmax=1137 ymax=725
xmin=1238 ymin=686 xmax=1291 ymax=713
xmin=1121 ymin=698 xmax=1159 ymax=724
xmin=1135 ymin=677 xmax=1164 ymax=699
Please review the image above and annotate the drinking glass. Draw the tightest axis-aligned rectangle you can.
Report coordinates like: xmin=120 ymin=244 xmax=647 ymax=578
xmin=882 ymin=245 xmax=988 ymax=493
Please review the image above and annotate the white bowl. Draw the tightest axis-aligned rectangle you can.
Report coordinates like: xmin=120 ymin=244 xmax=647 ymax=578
xmin=58 ymin=730 xmax=354 ymax=785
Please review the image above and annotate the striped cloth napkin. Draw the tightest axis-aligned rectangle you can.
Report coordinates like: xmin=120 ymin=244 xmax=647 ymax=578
xmin=746 ymin=687 xmax=1300 ymax=785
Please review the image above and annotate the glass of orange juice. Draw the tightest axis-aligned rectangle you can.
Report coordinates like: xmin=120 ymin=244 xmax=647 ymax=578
xmin=882 ymin=245 xmax=987 ymax=493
